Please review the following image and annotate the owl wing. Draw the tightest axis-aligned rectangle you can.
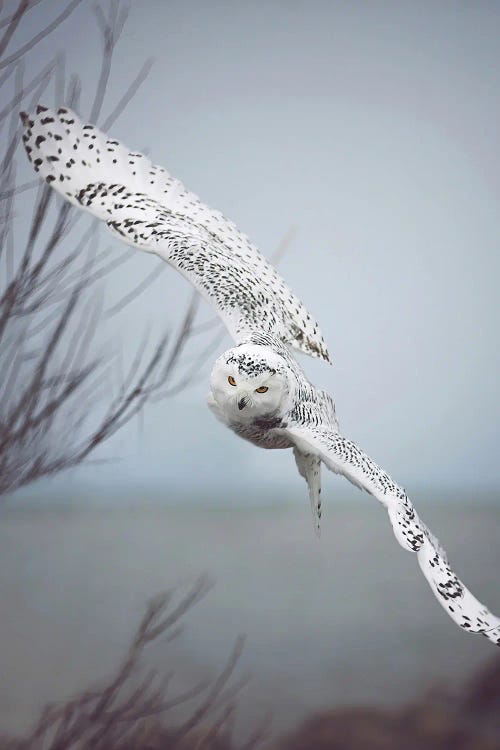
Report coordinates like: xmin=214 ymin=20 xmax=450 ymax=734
xmin=20 ymin=106 xmax=330 ymax=362
xmin=293 ymin=448 xmax=322 ymax=537
xmin=291 ymin=389 xmax=338 ymax=537
xmin=283 ymin=423 xmax=500 ymax=646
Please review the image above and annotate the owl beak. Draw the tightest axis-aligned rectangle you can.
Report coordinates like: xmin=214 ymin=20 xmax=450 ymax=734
xmin=238 ymin=395 xmax=249 ymax=411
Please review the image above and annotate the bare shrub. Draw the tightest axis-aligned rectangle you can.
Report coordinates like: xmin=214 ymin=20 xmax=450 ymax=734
xmin=0 ymin=0 xmax=221 ymax=497
xmin=1 ymin=578 xmax=269 ymax=750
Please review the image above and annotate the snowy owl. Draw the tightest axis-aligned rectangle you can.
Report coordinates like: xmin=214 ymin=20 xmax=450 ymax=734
xmin=20 ymin=106 xmax=499 ymax=646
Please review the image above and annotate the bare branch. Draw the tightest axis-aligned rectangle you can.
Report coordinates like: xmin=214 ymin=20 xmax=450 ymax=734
xmin=0 ymin=1 xmax=204 ymax=497
xmin=0 ymin=0 xmax=29 ymax=60
xmin=0 ymin=177 xmax=37 ymax=199
xmin=270 ymin=223 xmax=298 ymax=265
xmin=0 ymin=0 xmax=43 ymax=31
xmin=105 ymin=260 xmax=166 ymax=317
xmin=0 ymin=0 xmax=83 ymax=70
xmin=3 ymin=578 xmax=261 ymax=750
xmin=89 ymin=0 xmax=123 ymax=123
xmin=101 ymin=57 xmax=154 ymax=131
xmin=0 ymin=0 xmax=291 ymax=498
xmin=0 ymin=57 xmax=55 ymax=124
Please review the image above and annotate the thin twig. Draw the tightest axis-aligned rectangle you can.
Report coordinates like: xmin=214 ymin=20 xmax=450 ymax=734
xmin=0 ymin=0 xmax=83 ymax=70
xmin=0 ymin=0 xmax=29 ymax=60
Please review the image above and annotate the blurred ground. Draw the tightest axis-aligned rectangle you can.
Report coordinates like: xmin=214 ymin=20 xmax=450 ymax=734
xmin=0 ymin=496 xmax=498 ymax=743
xmin=278 ymin=656 xmax=500 ymax=750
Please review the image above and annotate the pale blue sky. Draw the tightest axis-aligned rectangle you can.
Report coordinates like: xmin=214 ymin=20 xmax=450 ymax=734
xmin=9 ymin=0 xmax=500 ymax=501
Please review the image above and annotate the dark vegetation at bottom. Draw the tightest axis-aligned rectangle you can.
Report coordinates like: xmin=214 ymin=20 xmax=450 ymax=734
xmin=279 ymin=655 xmax=500 ymax=750
xmin=0 ymin=579 xmax=499 ymax=750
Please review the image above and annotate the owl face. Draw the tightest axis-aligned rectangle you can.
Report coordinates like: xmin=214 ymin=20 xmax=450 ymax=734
xmin=210 ymin=344 xmax=293 ymax=424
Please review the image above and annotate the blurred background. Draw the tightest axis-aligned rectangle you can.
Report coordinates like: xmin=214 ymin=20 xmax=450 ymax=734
xmin=0 ymin=1 xmax=499 ymax=748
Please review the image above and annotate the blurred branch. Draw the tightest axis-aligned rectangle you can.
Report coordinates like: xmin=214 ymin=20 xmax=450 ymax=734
xmin=101 ymin=57 xmax=154 ymax=131
xmin=0 ymin=0 xmax=29 ymax=60
xmin=270 ymin=224 xmax=298 ymax=266
xmin=4 ymin=578 xmax=267 ymax=750
xmin=0 ymin=0 xmax=44 ymax=31
xmin=0 ymin=1 xmax=211 ymax=497
xmin=90 ymin=0 xmax=128 ymax=123
xmin=0 ymin=0 xmax=83 ymax=70
xmin=105 ymin=260 xmax=166 ymax=318
xmin=0 ymin=57 xmax=56 ymax=124
xmin=0 ymin=0 xmax=302 ymax=498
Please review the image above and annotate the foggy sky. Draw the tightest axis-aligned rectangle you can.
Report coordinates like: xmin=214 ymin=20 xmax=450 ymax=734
xmin=9 ymin=0 xmax=500 ymax=502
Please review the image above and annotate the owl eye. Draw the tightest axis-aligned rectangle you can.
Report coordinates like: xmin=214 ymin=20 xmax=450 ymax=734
xmin=228 ymin=376 xmax=237 ymax=386
xmin=255 ymin=386 xmax=268 ymax=394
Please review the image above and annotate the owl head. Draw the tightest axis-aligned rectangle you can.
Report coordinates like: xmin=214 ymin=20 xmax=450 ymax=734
xmin=209 ymin=344 xmax=294 ymax=424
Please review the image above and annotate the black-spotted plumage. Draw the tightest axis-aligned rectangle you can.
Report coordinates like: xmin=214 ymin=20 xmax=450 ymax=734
xmin=20 ymin=106 xmax=330 ymax=362
xmin=20 ymin=106 xmax=499 ymax=647
xmin=214 ymin=332 xmax=500 ymax=647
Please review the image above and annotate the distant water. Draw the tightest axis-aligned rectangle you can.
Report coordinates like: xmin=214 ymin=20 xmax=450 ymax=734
xmin=0 ymin=497 xmax=498 ymax=740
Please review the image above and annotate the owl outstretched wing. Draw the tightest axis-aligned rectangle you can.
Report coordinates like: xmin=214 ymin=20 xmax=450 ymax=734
xmin=284 ymin=423 xmax=500 ymax=646
xmin=20 ymin=106 xmax=330 ymax=363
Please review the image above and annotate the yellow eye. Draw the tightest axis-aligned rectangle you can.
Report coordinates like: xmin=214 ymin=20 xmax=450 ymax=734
xmin=228 ymin=376 xmax=237 ymax=386
xmin=255 ymin=386 xmax=268 ymax=394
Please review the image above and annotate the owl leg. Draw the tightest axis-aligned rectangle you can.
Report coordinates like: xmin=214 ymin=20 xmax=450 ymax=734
xmin=293 ymin=448 xmax=322 ymax=537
